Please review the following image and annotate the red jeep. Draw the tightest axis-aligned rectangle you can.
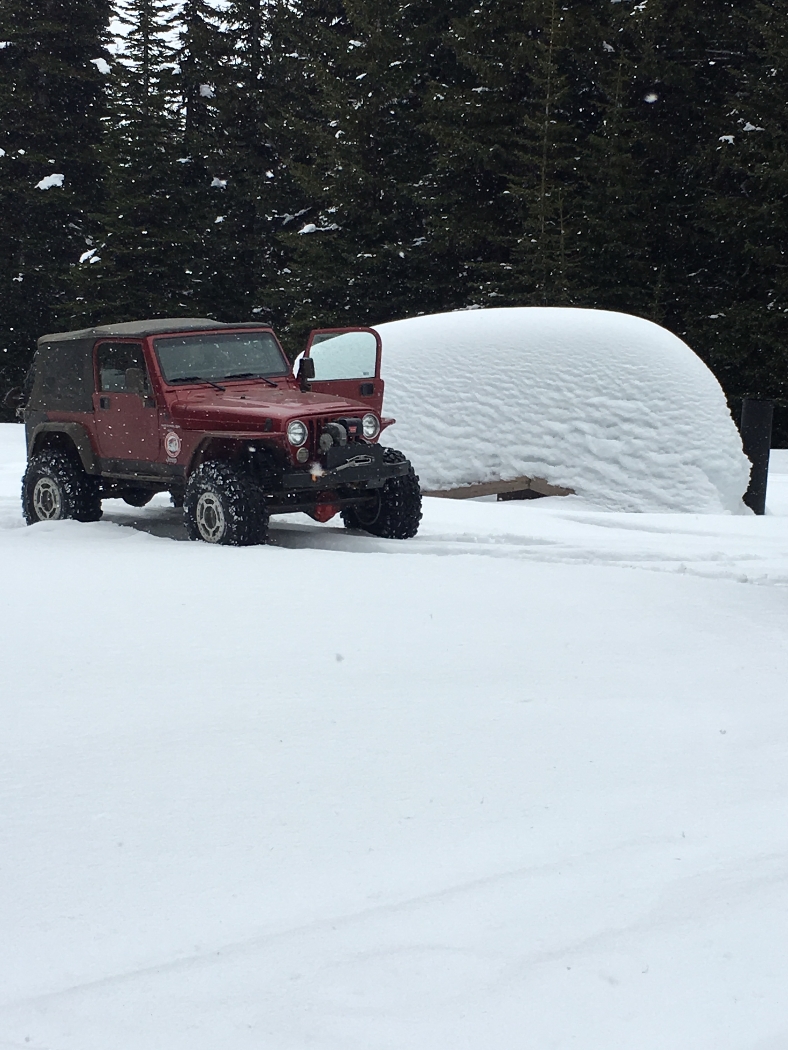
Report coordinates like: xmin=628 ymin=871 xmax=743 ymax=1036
xmin=21 ymin=318 xmax=421 ymax=544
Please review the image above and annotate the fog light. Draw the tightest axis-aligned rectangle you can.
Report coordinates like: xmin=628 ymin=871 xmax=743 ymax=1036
xmin=296 ymin=446 xmax=309 ymax=463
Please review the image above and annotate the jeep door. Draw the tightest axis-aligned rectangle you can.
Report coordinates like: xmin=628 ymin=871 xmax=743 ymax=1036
xmin=92 ymin=341 xmax=160 ymax=470
xmin=304 ymin=328 xmax=384 ymax=416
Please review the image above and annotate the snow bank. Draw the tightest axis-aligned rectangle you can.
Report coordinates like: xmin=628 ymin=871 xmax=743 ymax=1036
xmin=374 ymin=308 xmax=751 ymax=513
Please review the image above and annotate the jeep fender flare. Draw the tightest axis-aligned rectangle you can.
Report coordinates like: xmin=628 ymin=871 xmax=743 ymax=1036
xmin=187 ymin=435 xmax=282 ymax=477
xmin=28 ymin=422 xmax=99 ymax=475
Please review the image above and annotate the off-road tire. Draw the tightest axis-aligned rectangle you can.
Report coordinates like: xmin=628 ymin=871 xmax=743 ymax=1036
xmin=22 ymin=448 xmax=102 ymax=525
xmin=341 ymin=448 xmax=422 ymax=539
xmin=122 ymin=487 xmax=154 ymax=507
xmin=184 ymin=461 xmax=268 ymax=546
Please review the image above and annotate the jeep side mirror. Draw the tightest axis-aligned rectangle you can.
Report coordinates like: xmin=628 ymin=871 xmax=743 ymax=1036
xmin=2 ymin=386 xmax=24 ymax=409
xmin=2 ymin=386 xmax=26 ymax=421
xmin=297 ymin=357 xmax=315 ymax=390
xmin=125 ymin=367 xmax=147 ymax=397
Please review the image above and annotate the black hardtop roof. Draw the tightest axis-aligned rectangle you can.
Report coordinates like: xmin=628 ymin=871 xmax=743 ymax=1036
xmin=38 ymin=317 xmax=270 ymax=346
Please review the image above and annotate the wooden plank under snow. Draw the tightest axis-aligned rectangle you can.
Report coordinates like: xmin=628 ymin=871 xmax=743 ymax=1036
xmin=422 ymin=476 xmax=575 ymax=500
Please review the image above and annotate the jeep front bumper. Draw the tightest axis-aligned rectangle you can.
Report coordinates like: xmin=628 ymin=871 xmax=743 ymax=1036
xmin=281 ymin=444 xmax=410 ymax=491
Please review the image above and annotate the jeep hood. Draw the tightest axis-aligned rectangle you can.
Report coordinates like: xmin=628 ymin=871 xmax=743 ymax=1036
xmin=169 ymin=386 xmax=371 ymax=430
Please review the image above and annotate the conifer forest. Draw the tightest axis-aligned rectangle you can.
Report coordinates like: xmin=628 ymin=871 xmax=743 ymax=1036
xmin=1 ymin=0 xmax=787 ymax=440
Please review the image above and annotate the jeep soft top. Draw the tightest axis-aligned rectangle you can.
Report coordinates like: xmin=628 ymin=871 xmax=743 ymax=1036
xmin=22 ymin=318 xmax=422 ymax=545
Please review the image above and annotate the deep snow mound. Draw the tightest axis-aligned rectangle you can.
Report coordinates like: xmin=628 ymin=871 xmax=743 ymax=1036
xmin=374 ymin=308 xmax=751 ymax=514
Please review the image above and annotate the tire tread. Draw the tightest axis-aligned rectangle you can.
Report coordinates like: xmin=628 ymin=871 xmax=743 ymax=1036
xmin=341 ymin=448 xmax=422 ymax=539
xmin=184 ymin=461 xmax=268 ymax=546
xmin=22 ymin=448 xmax=102 ymax=524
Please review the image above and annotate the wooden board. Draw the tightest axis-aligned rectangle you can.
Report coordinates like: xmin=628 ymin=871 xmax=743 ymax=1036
xmin=422 ymin=476 xmax=575 ymax=500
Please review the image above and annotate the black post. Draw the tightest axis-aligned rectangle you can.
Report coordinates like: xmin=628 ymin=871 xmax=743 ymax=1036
xmin=740 ymin=399 xmax=774 ymax=515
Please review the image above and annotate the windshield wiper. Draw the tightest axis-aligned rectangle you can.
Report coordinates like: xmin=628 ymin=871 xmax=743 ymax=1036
xmin=171 ymin=376 xmax=226 ymax=391
xmin=222 ymin=372 xmax=278 ymax=388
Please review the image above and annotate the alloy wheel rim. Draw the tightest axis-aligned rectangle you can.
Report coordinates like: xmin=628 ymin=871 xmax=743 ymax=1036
xmin=32 ymin=477 xmax=62 ymax=520
xmin=195 ymin=491 xmax=226 ymax=542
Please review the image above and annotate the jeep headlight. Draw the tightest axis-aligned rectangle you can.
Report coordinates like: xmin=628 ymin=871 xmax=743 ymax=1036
xmin=362 ymin=413 xmax=380 ymax=440
xmin=287 ymin=419 xmax=308 ymax=446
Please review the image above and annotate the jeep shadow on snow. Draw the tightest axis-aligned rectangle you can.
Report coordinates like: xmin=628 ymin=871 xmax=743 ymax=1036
xmin=21 ymin=318 xmax=422 ymax=545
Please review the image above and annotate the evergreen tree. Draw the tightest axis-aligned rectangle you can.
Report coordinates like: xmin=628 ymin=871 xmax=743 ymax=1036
xmin=687 ymin=0 xmax=788 ymax=441
xmin=180 ymin=0 xmax=226 ymax=144
xmin=75 ymin=0 xmax=195 ymax=321
xmin=394 ymin=0 xmax=502 ymax=311
xmin=168 ymin=0 xmax=236 ymax=318
xmin=201 ymin=0 xmax=296 ymax=326
xmin=267 ymin=0 xmax=611 ymax=325
xmin=1 ymin=0 xmax=784 ymax=442
xmin=0 ymin=0 xmax=111 ymax=411
xmin=576 ymin=5 xmax=662 ymax=320
xmin=427 ymin=0 xmax=607 ymax=309
xmin=265 ymin=0 xmax=474 ymax=340
xmin=582 ymin=0 xmax=741 ymax=329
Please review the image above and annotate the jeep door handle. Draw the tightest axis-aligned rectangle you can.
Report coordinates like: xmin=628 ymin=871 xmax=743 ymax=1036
xmin=99 ymin=396 xmax=110 ymax=409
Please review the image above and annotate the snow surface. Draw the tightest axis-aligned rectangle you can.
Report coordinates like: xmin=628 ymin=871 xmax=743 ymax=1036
xmin=2 ymin=423 xmax=788 ymax=1050
xmin=374 ymin=308 xmax=751 ymax=514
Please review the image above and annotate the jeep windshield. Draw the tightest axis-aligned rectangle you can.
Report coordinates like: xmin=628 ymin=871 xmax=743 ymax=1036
xmin=154 ymin=331 xmax=289 ymax=385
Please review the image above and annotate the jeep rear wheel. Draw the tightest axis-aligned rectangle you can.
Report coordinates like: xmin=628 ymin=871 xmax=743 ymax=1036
xmin=22 ymin=448 xmax=102 ymax=525
xmin=341 ymin=448 xmax=422 ymax=539
xmin=184 ymin=462 xmax=268 ymax=546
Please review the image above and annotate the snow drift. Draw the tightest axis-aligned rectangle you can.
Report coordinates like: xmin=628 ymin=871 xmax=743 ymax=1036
xmin=374 ymin=308 xmax=751 ymax=513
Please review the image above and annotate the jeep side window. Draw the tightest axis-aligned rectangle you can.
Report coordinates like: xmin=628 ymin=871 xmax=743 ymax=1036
xmin=96 ymin=342 xmax=149 ymax=394
xmin=309 ymin=331 xmax=377 ymax=380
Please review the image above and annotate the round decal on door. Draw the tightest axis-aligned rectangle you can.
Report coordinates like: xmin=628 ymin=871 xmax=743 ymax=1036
xmin=164 ymin=431 xmax=182 ymax=457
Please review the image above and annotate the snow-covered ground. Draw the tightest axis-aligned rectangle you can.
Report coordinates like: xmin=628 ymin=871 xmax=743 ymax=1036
xmin=2 ymin=422 xmax=787 ymax=1050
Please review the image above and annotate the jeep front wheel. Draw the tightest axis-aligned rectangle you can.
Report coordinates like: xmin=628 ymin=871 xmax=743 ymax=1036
xmin=22 ymin=448 xmax=102 ymax=525
xmin=184 ymin=462 xmax=268 ymax=546
xmin=341 ymin=448 xmax=422 ymax=539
